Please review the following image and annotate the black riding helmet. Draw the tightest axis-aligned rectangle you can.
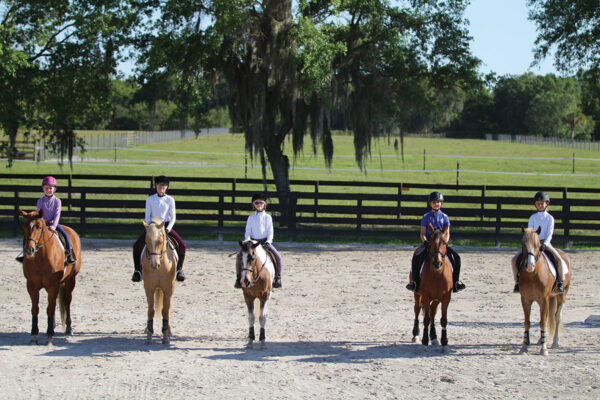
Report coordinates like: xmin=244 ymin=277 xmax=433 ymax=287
xmin=251 ymin=193 xmax=267 ymax=203
xmin=534 ymin=191 xmax=550 ymax=202
xmin=428 ymin=191 xmax=444 ymax=203
xmin=155 ymin=175 xmax=170 ymax=185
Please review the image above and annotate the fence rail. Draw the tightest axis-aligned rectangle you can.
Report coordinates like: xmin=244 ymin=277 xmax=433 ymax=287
xmin=2 ymin=173 xmax=599 ymax=248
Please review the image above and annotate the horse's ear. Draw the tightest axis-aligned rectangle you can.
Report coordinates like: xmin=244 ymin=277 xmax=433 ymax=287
xmin=142 ymin=220 xmax=149 ymax=230
xmin=536 ymin=226 xmax=542 ymax=235
xmin=521 ymin=225 xmax=526 ymax=233
xmin=38 ymin=208 xmax=44 ymax=219
xmin=428 ymin=223 xmax=434 ymax=232
xmin=442 ymin=225 xmax=449 ymax=236
xmin=238 ymin=239 xmax=244 ymax=247
xmin=158 ymin=220 xmax=165 ymax=229
xmin=18 ymin=208 xmax=27 ymax=217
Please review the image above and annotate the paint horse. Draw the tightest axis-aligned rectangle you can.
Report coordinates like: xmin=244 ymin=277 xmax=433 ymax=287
xmin=238 ymin=239 xmax=275 ymax=349
xmin=517 ymin=227 xmax=572 ymax=355
xmin=411 ymin=224 xmax=453 ymax=348
xmin=141 ymin=217 xmax=178 ymax=344
xmin=18 ymin=208 xmax=82 ymax=345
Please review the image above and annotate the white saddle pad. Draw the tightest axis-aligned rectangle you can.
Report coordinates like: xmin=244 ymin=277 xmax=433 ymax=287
xmin=542 ymin=253 xmax=568 ymax=278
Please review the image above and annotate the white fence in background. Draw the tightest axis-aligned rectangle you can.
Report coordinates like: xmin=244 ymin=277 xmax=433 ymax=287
xmin=485 ymin=133 xmax=600 ymax=151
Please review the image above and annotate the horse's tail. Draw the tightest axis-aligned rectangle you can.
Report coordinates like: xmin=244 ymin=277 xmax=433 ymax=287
xmin=58 ymin=284 xmax=67 ymax=328
xmin=547 ymin=295 xmax=559 ymax=341
xmin=154 ymin=288 xmax=164 ymax=319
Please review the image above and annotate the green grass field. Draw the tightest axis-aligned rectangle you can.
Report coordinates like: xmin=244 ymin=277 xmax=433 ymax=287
xmin=4 ymin=132 xmax=600 ymax=189
xmin=3 ymin=132 xmax=599 ymax=248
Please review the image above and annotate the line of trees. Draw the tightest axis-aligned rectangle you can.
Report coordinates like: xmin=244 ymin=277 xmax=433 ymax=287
xmin=2 ymin=0 xmax=600 ymax=203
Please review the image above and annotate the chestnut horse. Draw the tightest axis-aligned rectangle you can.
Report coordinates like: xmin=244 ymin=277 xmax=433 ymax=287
xmin=18 ymin=208 xmax=82 ymax=345
xmin=517 ymin=227 xmax=572 ymax=355
xmin=141 ymin=218 xmax=177 ymax=344
xmin=411 ymin=224 xmax=453 ymax=348
xmin=239 ymin=239 xmax=274 ymax=349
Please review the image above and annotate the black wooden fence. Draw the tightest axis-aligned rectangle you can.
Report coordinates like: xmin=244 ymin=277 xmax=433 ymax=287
xmin=1 ymin=173 xmax=599 ymax=248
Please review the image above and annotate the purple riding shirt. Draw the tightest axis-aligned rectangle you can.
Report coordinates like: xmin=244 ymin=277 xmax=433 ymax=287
xmin=36 ymin=195 xmax=61 ymax=229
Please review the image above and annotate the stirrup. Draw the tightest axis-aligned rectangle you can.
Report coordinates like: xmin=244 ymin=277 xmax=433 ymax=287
xmin=555 ymin=282 xmax=565 ymax=293
xmin=273 ymin=276 xmax=282 ymax=288
xmin=453 ymin=280 xmax=466 ymax=293
xmin=16 ymin=255 xmax=24 ymax=263
xmin=234 ymin=277 xmax=242 ymax=289
xmin=406 ymin=282 xmax=417 ymax=292
xmin=513 ymin=283 xmax=519 ymax=293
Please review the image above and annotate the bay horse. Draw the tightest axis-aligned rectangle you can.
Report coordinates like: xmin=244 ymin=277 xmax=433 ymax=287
xmin=411 ymin=224 xmax=453 ymax=348
xmin=517 ymin=227 xmax=572 ymax=355
xmin=18 ymin=208 xmax=82 ymax=345
xmin=238 ymin=239 xmax=275 ymax=349
xmin=141 ymin=218 xmax=177 ymax=344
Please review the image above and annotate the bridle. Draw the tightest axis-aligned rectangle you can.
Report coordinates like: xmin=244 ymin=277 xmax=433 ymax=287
xmin=144 ymin=227 xmax=167 ymax=261
xmin=427 ymin=233 xmax=448 ymax=267
xmin=25 ymin=219 xmax=56 ymax=255
xmin=241 ymin=245 xmax=267 ymax=288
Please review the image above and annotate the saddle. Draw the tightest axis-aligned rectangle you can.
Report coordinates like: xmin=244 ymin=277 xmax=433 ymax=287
xmin=516 ymin=250 xmax=560 ymax=272
xmin=262 ymin=245 xmax=280 ymax=271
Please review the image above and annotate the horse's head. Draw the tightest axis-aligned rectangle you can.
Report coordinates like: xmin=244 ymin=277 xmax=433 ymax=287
xmin=143 ymin=217 xmax=167 ymax=270
xmin=238 ymin=239 xmax=263 ymax=288
xmin=428 ymin=223 xmax=449 ymax=271
xmin=521 ymin=226 xmax=542 ymax=272
xmin=19 ymin=208 xmax=48 ymax=258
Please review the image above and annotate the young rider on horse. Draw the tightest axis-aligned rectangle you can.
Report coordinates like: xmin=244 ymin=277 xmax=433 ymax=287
xmin=511 ymin=191 xmax=565 ymax=293
xmin=16 ymin=176 xmax=77 ymax=265
xmin=131 ymin=175 xmax=186 ymax=282
xmin=234 ymin=193 xmax=282 ymax=289
xmin=406 ymin=191 xmax=465 ymax=293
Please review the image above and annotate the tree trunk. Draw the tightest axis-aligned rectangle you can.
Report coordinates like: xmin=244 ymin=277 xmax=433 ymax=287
xmin=264 ymin=139 xmax=291 ymax=226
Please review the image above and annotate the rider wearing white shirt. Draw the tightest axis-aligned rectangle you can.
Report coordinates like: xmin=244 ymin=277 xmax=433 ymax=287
xmin=511 ymin=191 xmax=565 ymax=293
xmin=235 ymin=193 xmax=282 ymax=289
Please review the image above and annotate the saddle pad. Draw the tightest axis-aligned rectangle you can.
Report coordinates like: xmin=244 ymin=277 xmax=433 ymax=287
xmin=140 ymin=241 xmax=178 ymax=265
xmin=542 ymin=253 xmax=568 ymax=278
xmin=420 ymin=256 xmax=453 ymax=276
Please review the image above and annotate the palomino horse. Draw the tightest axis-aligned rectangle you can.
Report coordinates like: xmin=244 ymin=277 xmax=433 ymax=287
xmin=517 ymin=227 xmax=572 ymax=355
xmin=238 ymin=239 xmax=275 ymax=349
xmin=411 ymin=224 xmax=453 ymax=348
xmin=18 ymin=208 xmax=82 ymax=345
xmin=141 ymin=217 xmax=177 ymax=344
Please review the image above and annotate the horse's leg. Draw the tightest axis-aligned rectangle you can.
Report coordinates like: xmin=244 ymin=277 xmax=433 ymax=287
xmin=422 ymin=301 xmax=430 ymax=346
xmin=552 ymin=296 xmax=565 ymax=349
xmin=62 ymin=277 xmax=76 ymax=335
xmin=45 ymin=286 xmax=59 ymax=345
xmin=258 ymin=296 xmax=269 ymax=349
xmin=245 ymin=296 xmax=255 ymax=348
xmin=161 ymin=289 xmax=173 ymax=345
xmin=145 ymin=285 xmax=155 ymax=342
xmin=27 ymin=281 xmax=40 ymax=345
xmin=412 ymin=294 xmax=421 ymax=343
xmin=539 ymin=297 xmax=549 ymax=356
xmin=519 ymin=297 xmax=532 ymax=354
xmin=440 ymin=295 xmax=450 ymax=347
xmin=429 ymin=300 xmax=440 ymax=345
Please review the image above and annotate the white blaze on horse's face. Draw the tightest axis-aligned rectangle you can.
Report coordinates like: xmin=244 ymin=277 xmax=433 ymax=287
xmin=522 ymin=230 xmax=540 ymax=272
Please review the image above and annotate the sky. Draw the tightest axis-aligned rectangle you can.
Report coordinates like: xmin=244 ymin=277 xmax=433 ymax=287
xmin=465 ymin=0 xmax=559 ymax=76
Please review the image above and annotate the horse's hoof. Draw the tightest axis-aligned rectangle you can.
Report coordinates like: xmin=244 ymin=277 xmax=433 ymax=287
xmin=519 ymin=347 xmax=528 ymax=355
xmin=432 ymin=339 xmax=440 ymax=346
xmin=29 ymin=336 xmax=38 ymax=345
xmin=65 ymin=329 xmax=73 ymax=336
xmin=259 ymin=340 xmax=266 ymax=350
xmin=162 ymin=338 xmax=170 ymax=345
xmin=411 ymin=336 xmax=418 ymax=343
xmin=540 ymin=348 xmax=548 ymax=356
xmin=246 ymin=341 xmax=253 ymax=349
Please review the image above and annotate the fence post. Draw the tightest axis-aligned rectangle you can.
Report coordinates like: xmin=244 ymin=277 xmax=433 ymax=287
xmin=80 ymin=191 xmax=86 ymax=238
xmin=397 ymin=184 xmax=403 ymax=219
xmin=13 ymin=191 xmax=20 ymax=237
xmin=314 ymin=181 xmax=319 ymax=218
xmin=288 ymin=193 xmax=297 ymax=242
xmin=218 ymin=192 xmax=224 ymax=242
xmin=562 ymin=188 xmax=570 ymax=249
xmin=232 ymin=178 xmax=236 ymax=215
xmin=356 ymin=198 xmax=362 ymax=243
xmin=68 ymin=174 xmax=73 ymax=211
xmin=495 ymin=201 xmax=501 ymax=247
xmin=423 ymin=149 xmax=426 ymax=170
xmin=481 ymin=185 xmax=486 ymax=222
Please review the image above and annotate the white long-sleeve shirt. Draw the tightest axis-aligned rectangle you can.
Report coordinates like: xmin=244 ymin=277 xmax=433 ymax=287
xmin=528 ymin=210 xmax=554 ymax=245
xmin=145 ymin=193 xmax=176 ymax=232
xmin=244 ymin=211 xmax=273 ymax=243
